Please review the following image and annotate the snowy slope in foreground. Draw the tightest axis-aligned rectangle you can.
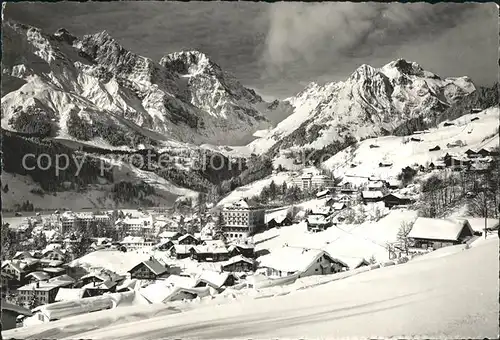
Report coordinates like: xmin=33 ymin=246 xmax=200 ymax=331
xmin=5 ymin=238 xmax=497 ymax=339
xmin=322 ymin=106 xmax=499 ymax=183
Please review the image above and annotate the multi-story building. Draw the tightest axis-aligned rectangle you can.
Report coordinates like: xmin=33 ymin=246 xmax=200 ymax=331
xmin=121 ymin=216 xmax=154 ymax=237
xmin=221 ymin=200 xmax=265 ymax=241
xmin=57 ymin=212 xmax=112 ymax=235
xmin=16 ymin=282 xmax=60 ymax=307
xmin=292 ymin=172 xmax=335 ymax=191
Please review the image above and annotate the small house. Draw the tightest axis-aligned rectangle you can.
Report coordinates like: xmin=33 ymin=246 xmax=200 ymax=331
xmin=407 ymin=217 xmax=475 ymax=250
xmin=306 ymin=214 xmax=332 ymax=232
xmin=169 ymin=245 xmax=195 ymax=259
xmin=12 ymin=251 xmax=33 ymax=261
xmin=382 ymin=193 xmax=413 ymax=208
xmin=155 ymin=239 xmax=174 ymax=251
xmin=194 ymin=271 xmax=236 ymax=291
xmin=443 ymin=122 xmax=454 ymax=127
xmin=1 ymin=300 xmax=32 ymax=331
xmin=221 ymin=255 xmax=255 ymax=273
xmin=367 ymin=181 xmax=385 ymax=191
xmin=257 ymin=247 xmax=347 ymax=278
xmin=428 ymin=145 xmax=441 ymax=152
xmin=266 ymin=215 xmax=293 ymax=229
xmin=465 ymin=149 xmax=480 ymax=159
xmin=410 ymin=137 xmax=422 ymax=142
xmin=16 ymin=282 xmax=60 ymax=307
xmin=128 ymin=257 xmax=168 ymax=280
xmin=25 ymin=271 xmax=51 ymax=283
xmin=177 ymin=234 xmax=199 ymax=246
xmin=471 ymin=117 xmax=479 ymax=122
xmin=191 ymin=245 xmax=230 ymax=262
xmin=228 ymin=243 xmax=255 ymax=259
xmin=361 ymin=191 xmax=384 ymax=204
xmin=82 ymin=280 xmax=118 ymax=297
xmin=378 ymin=162 xmax=393 ymax=168
xmin=1 ymin=261 xmax=26 ymax=282
xmin=316 ymin=189 xmax=331 ymax=199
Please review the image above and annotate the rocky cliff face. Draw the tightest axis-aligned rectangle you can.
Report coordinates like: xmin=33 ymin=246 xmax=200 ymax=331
xmin=250 ymin=58 xmax=475 ymax=155
xmin=1 ymin=21 xmax=282 ymax=148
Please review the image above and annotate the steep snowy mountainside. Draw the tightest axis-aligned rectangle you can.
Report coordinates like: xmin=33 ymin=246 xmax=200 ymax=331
xmin=1 ymin=21 xmax=284 ymax=147
xmin=249 ymin=58 xmax=475 ymax=156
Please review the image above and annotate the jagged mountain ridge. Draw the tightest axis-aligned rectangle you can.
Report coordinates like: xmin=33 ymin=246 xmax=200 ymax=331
xmin=1 ymin=21 xmax=285 ymax=147
xmin=249 ymin=58 xmax=475 ymax=156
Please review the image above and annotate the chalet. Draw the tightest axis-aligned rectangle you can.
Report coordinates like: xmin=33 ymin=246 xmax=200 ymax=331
xmin=82 ymin=280 xmax=118 ymax=297
xmin=25 ymin=271 xmax=51 ymax=283
xmin=306 ymin=214 xmax=332 ymax=232
xmin=407 ymin=217 xmax=475 ymax=250
xmin=1 ymin=261 xmax=26 ymax=283
xmin=128 ymin=257 xmax=168 ymax=280
xmin=1 ymin=300 xmax=32 ymax=331
xmin=194 ymin=271 xmax=236 ymax=291
xmin=221 ymin=255 xmax=255 ymax=273
xmin=339 ymin=182 xmax=356 ymax=194
xmin=177 ymin=234 xmax=199 ymax=245
xmin=80 ymin=271 xmax=123 ymax=287
xmin=13 ymin=251 xmax=33 ymax=261
xmin=444 ymin=154 xmax=470 ymax=168
xmin=155 ymin=239 xmax=175 ymax=251
xmin=16 ymin=282 xmax=60 ymax=307
xmin=382 ymin=193 xmax=413 ymax=208
xmin=257 ymin=247 xmax=348 ymax=278
xmin=228 ymin=243 xmax=255 ymax=259
xmin=465 ymin=149 xmax=480 ymax=159
xmin=471 ymin=108 xmax=482 ymax=113
xmin=410 ymin=137 xmax=422 ymax=142
xmin=378 ymin=162 xmax=393 ymax=168
xmin=169 ymin=245 xmax=195 ymax=259
xmin=42 ymin=248 xmax=66 ymax=262
xmin=266 ymin=215 xmax=293 ymax=229
xmin=191 ymin=245 xmax=230 ymax=262
xmin=429 ymin=145 xmax=441 ymax=152
xmin=443 ymin=122 xmax=455 ymax=127
xmin=316 ymin=189 xmax=331 ymax=199
xmin=336 ymin=194 xmax=354 ymax=205
xmin=477 ymin=148 xmax=493 ymax=158
xmin=361 ymin=191 xmax=384 ymax=204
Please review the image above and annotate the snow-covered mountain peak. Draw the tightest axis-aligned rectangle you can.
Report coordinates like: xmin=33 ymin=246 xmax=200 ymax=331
xmin=160 ymin=50 xmax=219 ymax=77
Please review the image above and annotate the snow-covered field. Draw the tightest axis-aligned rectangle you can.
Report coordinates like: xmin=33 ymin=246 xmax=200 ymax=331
xmin=5 ymin=236 xmax=497 ymax=339
xmin=255 ymin=208 xmax=419 ymax=264
xmin=323 ymin=106 xmax=499 ymax=182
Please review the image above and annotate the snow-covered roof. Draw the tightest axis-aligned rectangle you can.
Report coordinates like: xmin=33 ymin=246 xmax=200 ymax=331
xmin=138 ymin=282 xmax=173 ymax=304
xmin=312 ymin=206 xmax=331 ymax=215
xmin=25 ymin=271 xmax=51 ymax=281
xmin=222 ymin=255 xmax=254 ymax=268
xmin=224 ymin=199 xmax=249 ymax=209
xmin=178 ymin=234 xmax=198 ymax=243
xmin=367 ymin=181 xmax=385 ymax=189
xmin=306 ymin=214 xmax=329 ymax=225
xmin=18 ymin=282 xmax=59 ymax=292
xmin=407 ymin=218 xmax=473 ymax=242
xmin=83 ymin=280 xmax=117 ymax=290
xmin=258 ymin=247 xmax=345 ymax=273
xmin=159 ymin=231 xmax=179 ymax=239
xmin=121 ymin=236 xmax=145 ymax=244
xmin=55 ymin=288 xmax=87 ymax=302
xmin=193 ymin=245 xmax=229 ymax=254
xmin=171 ymin=244 xmax=194 ymax=254
xmin=195 ymin=271 xmax=233 ymax=289
xmin=202 ymin=240 xmax=226 ymax=248
xmin=13 ymin=251 xmax=33 ymax=259
xmin=48 ymin=275 xmax=75 ymax=284
xmin=32 ymin=294 xmax=115 ymax=321
xmin=362 ymin=191 xmax=384 ymax=199
xmin=316 ymin=189 xmax=330 ymax=198
xmin=131 ymin=258 xmax=168 ymax=276
xmin=1 ymin=300 xmax=32 ymax=316
xmin=162 ymin=275 xmax=196 ymax=289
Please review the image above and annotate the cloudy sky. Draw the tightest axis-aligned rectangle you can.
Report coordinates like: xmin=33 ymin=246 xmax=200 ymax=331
xmin=4 ymin=2 xmax=498 ymax=100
